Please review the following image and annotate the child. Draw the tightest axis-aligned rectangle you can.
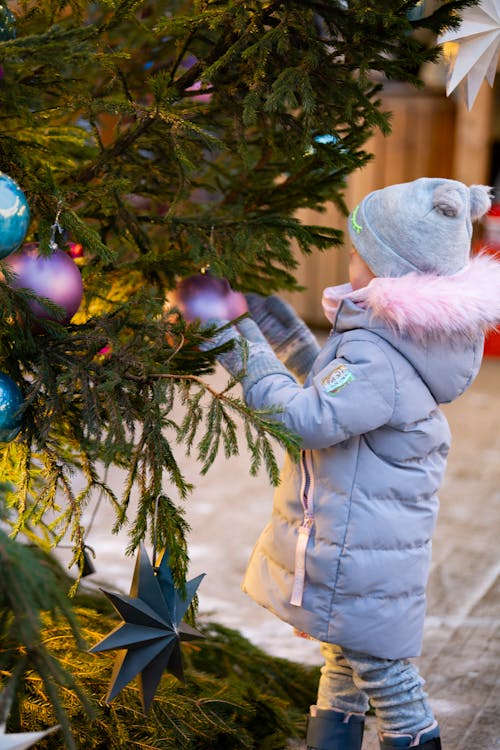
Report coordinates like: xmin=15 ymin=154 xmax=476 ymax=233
xmin=197 ymin=178 xmax=500 ymax=749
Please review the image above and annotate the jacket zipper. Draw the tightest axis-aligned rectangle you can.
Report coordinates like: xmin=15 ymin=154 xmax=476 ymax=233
xmin=290 ymin=449 xmax=314 ymax=607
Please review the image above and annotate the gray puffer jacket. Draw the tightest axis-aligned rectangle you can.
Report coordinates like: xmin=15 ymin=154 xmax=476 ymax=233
xmin=240 ymin=255 xmax=500 ymax=660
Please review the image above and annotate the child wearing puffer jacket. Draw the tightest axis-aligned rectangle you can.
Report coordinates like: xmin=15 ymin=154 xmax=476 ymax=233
xmin=195 ymin=178 xmax=500 ymax=750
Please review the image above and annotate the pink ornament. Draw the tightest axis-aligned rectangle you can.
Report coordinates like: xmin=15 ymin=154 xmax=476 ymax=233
xmin=5 ymin=242 xmax=83 ymax=323
xmin=172 ymin=273 xmax=247 ymax=323
xmin=186 ymin=79 xmax=212 ymax=104
xmin=181 ymin=54 xmax=213 ymax=104
xmin=94 ymin=343 xmax=112 ymax=364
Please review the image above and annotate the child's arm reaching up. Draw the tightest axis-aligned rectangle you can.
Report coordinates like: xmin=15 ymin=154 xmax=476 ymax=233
xmin=202 ymin=316 xmax=396 ymax=450
xmin=245 ymin=294 xmax=320 ymax=384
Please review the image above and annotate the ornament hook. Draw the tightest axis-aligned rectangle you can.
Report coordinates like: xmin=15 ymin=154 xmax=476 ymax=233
xmin=152 ymin=493 xmax=160 ymax=569
xmin=49 ymin=201 xmax=63 ymax=250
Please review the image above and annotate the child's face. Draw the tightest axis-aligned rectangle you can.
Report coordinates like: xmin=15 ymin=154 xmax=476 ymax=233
xmin=349 ymin=247 xmax=376 ymax=290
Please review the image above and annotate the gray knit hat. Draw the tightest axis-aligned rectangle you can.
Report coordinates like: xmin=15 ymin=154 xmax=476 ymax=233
xmin=348 ymin=177 xmax=492 ymax=277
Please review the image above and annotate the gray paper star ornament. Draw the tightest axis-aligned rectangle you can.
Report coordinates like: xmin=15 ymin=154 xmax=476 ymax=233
xmin=0 ymin=677 xmax=60 ymax=750
xmin=90 ymin=545 xmax=205 ymax=712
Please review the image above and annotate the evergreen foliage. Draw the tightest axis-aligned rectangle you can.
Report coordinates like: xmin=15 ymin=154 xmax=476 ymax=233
xmin=0 ymin=530 xmax=94 ymax=748
xmin=2 ymin=579 xmax=320 ymax=749
xmin=0 ymin=0 xmax=477 ymax=744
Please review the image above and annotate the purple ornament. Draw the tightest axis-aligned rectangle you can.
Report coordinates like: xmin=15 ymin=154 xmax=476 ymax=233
xmin=181 ymin=54 xmax=213 ymax=104
xmin=172 ymin=273 xmax=247 ymax=323
xmin=185 ymin=79 xmax=212 ymax=104
xmin=5 ymin=242 xmax=83 ymax=323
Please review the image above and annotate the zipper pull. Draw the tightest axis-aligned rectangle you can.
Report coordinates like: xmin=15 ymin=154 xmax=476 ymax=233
xmin=290 ymin=516 xmax=314 ymax=607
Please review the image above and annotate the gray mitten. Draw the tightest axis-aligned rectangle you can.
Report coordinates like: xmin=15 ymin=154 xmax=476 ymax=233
xmin=246 ymin=294 xmax=320 ymax=382
xmin=200 ymin=317 xmax=292 ymax=391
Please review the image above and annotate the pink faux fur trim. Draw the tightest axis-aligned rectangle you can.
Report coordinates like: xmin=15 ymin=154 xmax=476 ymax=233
xmin=323 ymin=252 xmax=500 ymax=340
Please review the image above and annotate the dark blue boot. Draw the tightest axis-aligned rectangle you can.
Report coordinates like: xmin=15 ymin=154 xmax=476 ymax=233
xmin=306 ymin=707 xmax=365 ymax=750
xmin=379 ymin=722 xmax=441 ymax=749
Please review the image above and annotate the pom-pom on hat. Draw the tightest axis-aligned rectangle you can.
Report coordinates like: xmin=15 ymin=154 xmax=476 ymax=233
xmin=348 ymin=177 xmax=492 ymax=277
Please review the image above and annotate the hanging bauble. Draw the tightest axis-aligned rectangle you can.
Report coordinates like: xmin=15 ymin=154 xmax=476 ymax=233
xmin=0 ymin=3 xmax=16 ymax=42
xmin=186 ymin=79 xmax=212 ymax=104
xmin=181 ymin=53 xmax=213 ymax=104
xmin=0 ymin=173 xmax=30 ymax=259
xmin=82 ymin=545 xmax=96 ymax=577
xmin=5 ymin=242 xmax=83 ymax=323
xmin=406 ymin=0 xmax=431 ymax=21
xmin=171 ymin=273 xmax=248 ymax=323
xmin=0 ymin=371 xmax=23 ymax=442
xmin=67 ymin=241 xmax=84 ymax=259
xmin=305 ymin=133 xmax=348 ymax=158
xmin=94 ymin=343 xmax=112 ymax=365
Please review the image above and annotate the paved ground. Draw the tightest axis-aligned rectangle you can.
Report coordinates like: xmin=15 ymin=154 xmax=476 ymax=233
xmin=412 ymin=356 xmax=500 ymax=750
xmin=72 ymin=352 xmax=500 ymax=749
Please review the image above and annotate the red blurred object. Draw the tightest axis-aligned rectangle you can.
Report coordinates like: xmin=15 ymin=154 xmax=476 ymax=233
xmin=67 ymin=241 xmax=84 ymax=259
xmin=171 ymin=273 xmax=248 ymax=323
xmin=476 ymin=207 xmax=500 ymax=356
xmin=483 ymin=330 xmax=500 ymax=356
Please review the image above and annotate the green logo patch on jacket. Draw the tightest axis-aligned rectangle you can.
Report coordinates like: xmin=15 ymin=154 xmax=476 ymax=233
xmin=321 ymin=364 xmax=354 ymax=395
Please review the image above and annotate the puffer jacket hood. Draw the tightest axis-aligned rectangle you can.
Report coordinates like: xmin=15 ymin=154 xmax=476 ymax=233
xmin=322 ymin=252 xmax=500 ymax=403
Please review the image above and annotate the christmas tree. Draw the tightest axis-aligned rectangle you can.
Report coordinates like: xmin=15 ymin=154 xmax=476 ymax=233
xmin=0 ymin=1 xmax=475 ymax=746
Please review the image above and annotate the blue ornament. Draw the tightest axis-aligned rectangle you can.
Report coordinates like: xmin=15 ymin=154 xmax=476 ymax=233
xmin=314 ymin=134 xmax=339 ymax=145
xmin=305 ymin=133 xmax=348 ymax=157
xmin=0 ymin=371 xmax=23 ymax=442
xmin=0 ymin=173 xmax=30 ymax=258
xmin=406 ymin=1 xmax=426 ymax=21
xmin=0 ymin=3 xmax=16 ymax=42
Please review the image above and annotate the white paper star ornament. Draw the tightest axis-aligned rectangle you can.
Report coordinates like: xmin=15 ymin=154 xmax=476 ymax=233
xmin=0 ymin=727 xmax=60 ymax=750
xmin=439 ymin=0 xmax=500 ymax=109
